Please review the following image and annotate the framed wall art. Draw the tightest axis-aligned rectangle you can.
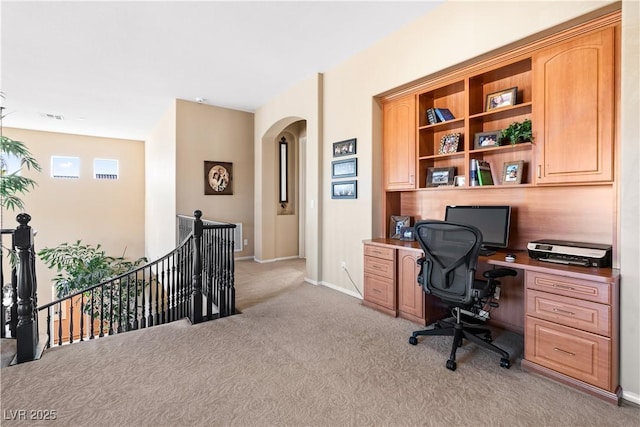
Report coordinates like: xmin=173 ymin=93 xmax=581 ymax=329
xmin=502 ymin=160 xmax=524 ymax=184
xmin=485 ymin=86 xmax=517 ymax=111
xmin=333 ymin=138 xmax=357 ymax=157
xmin=204 ymin=161 xmax=233 ymax=195
xmin=331 ymin=180 xmax=357 ymax=199
xmin=426 ymin=166 xmax=456 ymax=187
xmin=331 ymin=158 xmax=357 ymax=179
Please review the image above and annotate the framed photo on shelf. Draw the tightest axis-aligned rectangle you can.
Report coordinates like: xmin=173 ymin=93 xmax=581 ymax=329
xmin=454 ymin=175 xmax=466 ymax=187
xmin=399 ymin=226 xmax=415 ymax=241
xmin=502 ymin=160 xmax=524 ymax=184
xmin=331 ymin=180 xmax=357 ymax=199
xmin=389 ymin=215 xmax=412 ymax=239
xmin=438 ymin=133 xmax=461 ymax=154
xmin=426 ymin=166 xmax=456 ymax=187
xmin=331 ymin=158 xmax=357 ymax=179
xmin=485 ymin=87 xmax=517 ymax=111
xmin=474 ymin=130 xmax=501 ymax=149
xmin=333 ymin=138 xmax=357 ymax=157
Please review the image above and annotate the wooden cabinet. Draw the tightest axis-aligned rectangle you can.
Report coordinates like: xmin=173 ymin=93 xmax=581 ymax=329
xmin=363 ymin=243 xmax=396 ymax=316
xmin=532 ymin=27 xmax=615 ymax=184
xmin=523 ymin=270 xmax=620 ymax=402
xmin=383 ymin=95 xmax=416 ymax=190
xmin=397 ymin=249 xmax=423 ymax=322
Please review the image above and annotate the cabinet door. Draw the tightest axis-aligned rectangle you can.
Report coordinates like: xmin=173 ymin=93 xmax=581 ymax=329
xmin=533 ymin=26 xmax=615 ymax=184
xmin=383 ymin=95 xmax=416 ymax=190
xmin=397 ymin=250 xmax=423 ymax=322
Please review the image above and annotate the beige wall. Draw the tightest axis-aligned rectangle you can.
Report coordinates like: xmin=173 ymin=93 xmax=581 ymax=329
xmin=1 ymin=127 xmax=145 ymax=306
xmin=258 ymin=1 xmax=639 ymax=401
xmin=254 ymin=74 xmax=322 ymax=283
xmin=175 ymin=99 xmax=255 ymax=257
xmin=145 ymin=101 xmax=177 ymax=260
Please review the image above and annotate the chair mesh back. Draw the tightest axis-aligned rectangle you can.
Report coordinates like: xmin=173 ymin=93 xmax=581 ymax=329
xmin=414 ymin=221 xmax=482 ymax=306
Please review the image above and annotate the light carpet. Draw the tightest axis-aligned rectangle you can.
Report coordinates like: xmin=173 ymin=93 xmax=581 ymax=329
xmin=1 ymin=258 xmax=638 ymax=426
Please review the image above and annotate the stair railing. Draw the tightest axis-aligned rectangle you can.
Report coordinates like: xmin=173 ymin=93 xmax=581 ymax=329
xmin=9 ymin=210 xmax=235 ymax=363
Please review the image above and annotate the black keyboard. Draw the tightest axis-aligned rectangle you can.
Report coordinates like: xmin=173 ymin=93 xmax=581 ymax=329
xmin=479 ymin=248 xmax=496 ymax=256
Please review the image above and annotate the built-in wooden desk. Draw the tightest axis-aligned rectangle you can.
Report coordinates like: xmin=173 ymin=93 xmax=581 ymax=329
xmin=363 ymin=238 xmax=621 ymax=405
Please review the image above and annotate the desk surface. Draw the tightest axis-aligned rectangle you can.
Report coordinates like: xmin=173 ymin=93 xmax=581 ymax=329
xmin=364 ymin=238 xmax=620 ymax=284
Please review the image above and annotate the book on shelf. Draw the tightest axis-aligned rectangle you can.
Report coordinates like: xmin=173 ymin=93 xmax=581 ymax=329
xmin=470 ymin=159 xmax=479 ymax=186
xmin=434 ymin=108 xmax=455 ymax=122
xmin=426 ymin=108 xmax=439 ymax=125
xmin=476 ymin=160 xmax=494 ymax=185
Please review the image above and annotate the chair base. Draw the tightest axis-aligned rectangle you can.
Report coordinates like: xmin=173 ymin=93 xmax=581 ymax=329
xmin=409 ymin=318 xmax=511 ymax=371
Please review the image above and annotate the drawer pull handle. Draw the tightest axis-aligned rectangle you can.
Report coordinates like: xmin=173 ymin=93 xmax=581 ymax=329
xmin=552 ymin=284 xmax=575 ymax=291
xmin=553 ymin=347 xmax=576 ymax=356
xmin=552 ymin=308 xmax=575 ymax=316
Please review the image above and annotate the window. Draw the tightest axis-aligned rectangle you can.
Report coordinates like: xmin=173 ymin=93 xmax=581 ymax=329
xmin=51 ymin=156 xmax=80 ymax=178
xmin=1 ymin=153 xmax=22 ymax=175
xmin=94 ymin=158 xmax=118 ymax=180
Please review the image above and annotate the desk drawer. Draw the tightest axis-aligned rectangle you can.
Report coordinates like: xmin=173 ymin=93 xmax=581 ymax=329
xmin=364 ymin=244 xmax=394 ymax=261
xmin=364 ymin=273 xmax=396 ymax=311
xmin=526 ymin=271 xmax=610 ymax=304
xmin=525 ymin=317 xmax=611 ymax=391
xmin=364 ymin=256 xmax=394 ymax=279
xmin=526 ymin=289 xmax=610 ymax=336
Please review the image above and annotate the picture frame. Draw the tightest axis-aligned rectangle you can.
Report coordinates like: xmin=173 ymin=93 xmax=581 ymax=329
xmin=474 ymin=130 xmax=502 ymax=149
xmin=331 ymin=180 xmax=357 ymax=199
xmin=426 ymin=166 xmax=456 ymax=187
xmin=454 ymin=175 xmax=466 ymax=187
xmin=399 ymin=226 xmax=415 ymax=241
xmin=331 ymin=158 xmax=357 ymax=179
xmin=502 ymin=160 xmax=524 ymax=184
xmin=389 ymin=215 xmax=412 ymax=239
xmin=485 ymin=87 xmax=517 ymax=111
xmin=333 ymin=138 xmax=357 ymax=157
xmin=204 ymin=161 xmax=233 ymax=195
xmin=438 ymin=133 xmax=461 ymax=154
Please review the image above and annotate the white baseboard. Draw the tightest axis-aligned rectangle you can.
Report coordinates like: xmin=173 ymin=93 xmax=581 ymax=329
xmin=304 ymin=277 xmax=319 ymax=285
xmin=319 ymin=280 xmax=363 ymax=300
xmin=622 ymin=390 xmax=640 ymax=406
xmin=234 ymin=255 xmax=254 ymax=261
xmin=253 ymin=256 xmax=300 ymax=263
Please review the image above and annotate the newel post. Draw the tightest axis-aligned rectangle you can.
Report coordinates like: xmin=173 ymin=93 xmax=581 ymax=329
xmin=15 ymin=213 xmax=38 ymax=363
xmin=190 ymin=210 xmax=203 ymax=324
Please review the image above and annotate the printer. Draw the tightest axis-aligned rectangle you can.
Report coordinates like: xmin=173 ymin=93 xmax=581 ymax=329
xmin=527 ymin=239 xmax=612 ymax=268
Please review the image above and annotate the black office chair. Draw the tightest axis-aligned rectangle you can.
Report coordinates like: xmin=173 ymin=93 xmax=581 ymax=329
xmin=408 ymin=220 xmax=517 ymax=371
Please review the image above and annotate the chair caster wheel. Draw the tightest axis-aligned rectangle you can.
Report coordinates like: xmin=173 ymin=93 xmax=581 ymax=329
xmin=409 ymin=336 xmax=418 ymax=345
xmin=446 ymin=360 xmax=457 ymax=371
xmin=500 ymin=358 xmax=511 ymax=369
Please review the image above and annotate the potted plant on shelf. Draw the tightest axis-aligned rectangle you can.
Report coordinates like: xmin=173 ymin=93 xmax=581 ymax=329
xmin=501 ymin=119 xmax=533 ymax=145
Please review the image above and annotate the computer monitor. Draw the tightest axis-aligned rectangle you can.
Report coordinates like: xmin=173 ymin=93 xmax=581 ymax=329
xmin=444 ymin=205 xmax=512 ymax=254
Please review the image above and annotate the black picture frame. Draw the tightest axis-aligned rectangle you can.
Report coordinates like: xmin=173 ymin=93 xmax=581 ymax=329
xmin=331 ymin=158 xmax=357 ymax=179
xmin=485 ymin=87 xmax=517 ymax=111
xmin=204 ymin=161 xmax=233 ymax=195
xmin=399 ymin=226 xmax=415 ymax=241
xmin=474 ymin=130 xmax=502 ymax=149
xmin=333 ymin=138 xmax=357 ymax=157
xmin=331 ymin=180 xmax=357 ymax=199
xmin=390 ymin=216 xmax=412 ymax=239
xmin=426 ymin=166 xmax=456 ymax=187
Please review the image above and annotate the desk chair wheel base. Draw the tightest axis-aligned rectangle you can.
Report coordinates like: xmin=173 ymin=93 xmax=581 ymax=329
xmin=500 ymin=358 xmax=511 ymax=369
xmin=446 ymin=360 xmax=456 ymax=371
xmin=409 ymin=336 xmax=418 ymax=345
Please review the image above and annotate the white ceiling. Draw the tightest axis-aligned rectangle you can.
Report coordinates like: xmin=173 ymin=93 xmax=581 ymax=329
xmin=1 ymin=1 xmax=442 ymax=141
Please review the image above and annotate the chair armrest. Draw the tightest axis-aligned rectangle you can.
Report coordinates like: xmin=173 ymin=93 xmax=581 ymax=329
xmin=483 ymin=268 xmax=517 ymax=279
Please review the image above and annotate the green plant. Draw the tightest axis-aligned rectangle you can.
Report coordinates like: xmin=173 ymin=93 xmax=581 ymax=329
xmin=501 ymin=119 xmax=533 ymax=145
xmin=38 ymin=241 xmax=148 ymax=323
xmin=1 ymin=94 xmax=41 ymax=214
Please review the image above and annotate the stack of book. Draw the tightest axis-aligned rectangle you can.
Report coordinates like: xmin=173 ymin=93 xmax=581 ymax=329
xmin=472 ymin=159 xmax=494 ymax=185
xmin=426 ymin=108 xmax=455 ymax=125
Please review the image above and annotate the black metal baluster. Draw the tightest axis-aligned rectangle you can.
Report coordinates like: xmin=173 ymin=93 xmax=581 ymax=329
xmin=147 ymin=266 xmax=153 ymax=327
xmin=125 ymin=274 xmax=131 ymax=331
xmin=90 ymin=289 xmax=95 ymax=339
xmin=117 ymin=278 xmax=123 ymax=333
xmin=57 ymin=302 xmax=63 ymax=346
xmin=108 ymin=282 xmax=114 ymax=335
xmin=132 ymin=271 xmax=139 ymax=330
xmin=160 ymin=260 xmax=167 ymax=324
xmin=68 ymin=299 xmax=73 ymax=344
xmin=79 ymin=293 xmax=84 ymax=341
xmin=153 ymin=263 xmax=159 ymax=325
xmin=46 ymin=307 xmax=52 ymax=349
xmin=140 ymin=268 xmax=146 ymax=329
xmin=99 ymin=284 xmax=105 ymax=338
